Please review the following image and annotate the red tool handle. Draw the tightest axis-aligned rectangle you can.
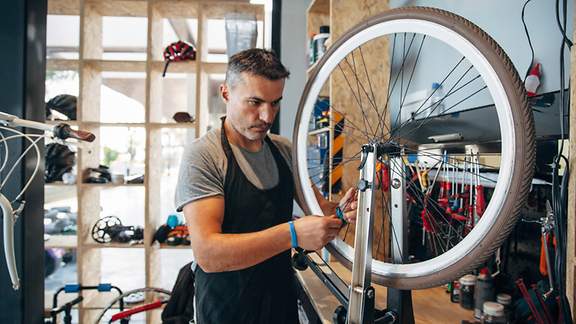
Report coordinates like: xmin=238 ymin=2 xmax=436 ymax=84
xmin=539 ymin=234 xmax=549 ymax=276
xmin=516 ymin=279 xmax=546 ymax=324
xmin=420 ymin=209 xmax=433 ymax=232
xmin=476 ymin=185 xmax=485 ymax=217
xmin=110 ymin=300 xmax=165 ymax=322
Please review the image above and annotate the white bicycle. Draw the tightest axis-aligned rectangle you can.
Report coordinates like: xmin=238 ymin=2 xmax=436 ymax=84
xmin=0 ymin=111 xmax=94 ymax=290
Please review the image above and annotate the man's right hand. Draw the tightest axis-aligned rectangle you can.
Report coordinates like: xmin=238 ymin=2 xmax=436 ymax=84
xmin=293 ymin=216 xmax=343 ymax=251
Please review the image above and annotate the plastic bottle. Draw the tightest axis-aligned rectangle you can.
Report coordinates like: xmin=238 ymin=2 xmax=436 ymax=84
xmin=313 ymin=25 xmax=330 ymax=62
xmin=496 ymin=293 xmax=512 ymax=323
xmin=450 ymin=280 xmax=461 ymax=303
xmin=459 ymin=274 xmax=476 ymax=310
xmin=524 ymin=63 xmax=541 ymax=97
xmin=309 ymin=33 xmax=317 ymax=66
xmin=481 ymin=302 xmax=505 ymax=323
xmin=474 ymin=268 xmax=495 ymax=319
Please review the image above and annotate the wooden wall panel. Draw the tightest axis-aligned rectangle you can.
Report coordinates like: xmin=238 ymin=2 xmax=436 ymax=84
xmin=567 ymin=2 xmax=576 ymax=316
xmin=330 ymin=0 xmax=390 ymax=260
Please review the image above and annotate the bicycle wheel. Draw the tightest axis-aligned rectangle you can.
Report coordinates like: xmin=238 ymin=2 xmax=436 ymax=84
xmin=293 ymin=7 xmax=535 ymax=289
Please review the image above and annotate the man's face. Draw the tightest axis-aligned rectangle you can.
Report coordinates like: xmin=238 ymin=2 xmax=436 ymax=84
xmin=221 ymin=72 xmax=285 ymax=142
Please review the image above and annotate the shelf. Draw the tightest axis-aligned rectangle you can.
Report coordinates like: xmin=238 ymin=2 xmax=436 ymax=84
xmin=149 ymin=122 xmax=196 ymax=129
xmin=308 ymin=126 xmax=330 ymax=136
xmin=154 ymin=0 xmax=199 ymax=18
xmin=84 ymin=242 xmax=145 ymax=249
xmin=89 ymin=0 xmax=148 ymax=18
xmin=48 ymin=0 xmax=80 ymax=15
xmin=203 ymin=2 xmax=264 ymax=20
xmin=202 ymin=62 xmax=227 ymax=74
xmin=45 ymin=235 xmax=77 ymax=248
xmin=83 ymin=122 xmax=146 ymax=128
xmin=158 ymin=243 xmax=191 ymax=250
xmin=152 ymin=61 xmax=227 ymax=74
xmin=45 ymin=120 xmax=80 ymax=126
xmin=307 ymin=61 xmax=319 ymax=76
xmin=45 ymin=182 xmax=77 ymax=187
xmin=43 ymin=1 xmax=269 ymax=322
xmin=81 ymin=183 xmax=145 ymax=188
xmin=47 ymin=59 xmax=79 ymax=71
xmin=83 ymin=60 xmax=147 ymax=72
xmin=152 ymin=60 xmax=196 ymax=74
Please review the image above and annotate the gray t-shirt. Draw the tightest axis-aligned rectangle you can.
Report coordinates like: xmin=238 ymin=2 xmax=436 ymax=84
xmin=175 ymin=128 xmax=293 ymax=212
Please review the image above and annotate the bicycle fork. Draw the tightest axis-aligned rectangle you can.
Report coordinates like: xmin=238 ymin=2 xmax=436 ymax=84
xmin=0 ymin=193 xmax=20 ymax=290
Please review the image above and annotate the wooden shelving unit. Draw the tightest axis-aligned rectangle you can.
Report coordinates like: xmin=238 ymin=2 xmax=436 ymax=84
xmin=45 ymin=0 xmax=265 ymax=322
xmin=567 ymin=12 xmax=575 ymax=317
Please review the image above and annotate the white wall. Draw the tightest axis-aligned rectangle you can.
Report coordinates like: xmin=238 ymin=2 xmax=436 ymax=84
xmin=280 ymin=1 xmax=573 ymax=126
xmin=279 ymin=0 xmax=311 ymax=138
xmin=390 ymin=0 xmax=573 ymax=94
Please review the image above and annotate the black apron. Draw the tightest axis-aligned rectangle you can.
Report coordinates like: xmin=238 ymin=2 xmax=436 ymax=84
xmin=194 ymin=121 xmax=298 ymax=324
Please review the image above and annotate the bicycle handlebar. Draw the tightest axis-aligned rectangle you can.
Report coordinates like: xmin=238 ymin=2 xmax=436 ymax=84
xmin=0 ymin=112 xmax=95 ymax=142
xmin=0 ymin=111 xmax=96 ymax=291
xmin=53 ymin=124 xmax=95 ymax=142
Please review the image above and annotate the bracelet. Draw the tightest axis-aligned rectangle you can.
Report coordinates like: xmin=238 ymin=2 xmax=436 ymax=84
xmin=288 ymin=221 xmax=298 ymax=248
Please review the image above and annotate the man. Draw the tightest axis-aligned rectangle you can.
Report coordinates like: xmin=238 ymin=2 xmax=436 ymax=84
xmin=175 ymin=48 xmax=357 ymax=324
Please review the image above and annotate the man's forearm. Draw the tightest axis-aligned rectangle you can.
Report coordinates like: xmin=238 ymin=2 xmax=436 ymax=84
xmin=193 ymin=222 xmax=292 ymax=273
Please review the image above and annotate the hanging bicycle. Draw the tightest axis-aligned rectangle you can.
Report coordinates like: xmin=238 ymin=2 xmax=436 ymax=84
xmin=0 ymin=111 xmax=95 ymax=290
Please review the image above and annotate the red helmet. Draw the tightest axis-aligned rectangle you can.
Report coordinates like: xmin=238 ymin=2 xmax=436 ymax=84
xmin=162 ymin=41 xmax=196 ymax=77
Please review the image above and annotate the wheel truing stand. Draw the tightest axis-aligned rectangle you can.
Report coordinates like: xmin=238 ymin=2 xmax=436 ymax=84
xmin=297 ymin=143 xmax=415 ymax=324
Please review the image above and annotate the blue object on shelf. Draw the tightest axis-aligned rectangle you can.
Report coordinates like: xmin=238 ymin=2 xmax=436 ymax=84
xmin=64 ymin=284 xmax=80 ymax=293
xmin=98 ymin=283 xmax=112 ymax=292
xmin=167 ymin=214 xmax=181 ymax=229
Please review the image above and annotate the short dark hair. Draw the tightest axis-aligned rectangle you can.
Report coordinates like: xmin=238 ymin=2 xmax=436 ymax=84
xmin=225 ymin=48 xmax=290 ymax=87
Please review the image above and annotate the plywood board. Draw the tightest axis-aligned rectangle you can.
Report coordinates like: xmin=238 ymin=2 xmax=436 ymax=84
xmin=307 ymin=12 xmax=330 ymax=39
xmin=48 ymin=0 xmax=80 ymax=15
xmin=330 ymin=0 xmax=390 ymax=259
xmin=567 ymin=4 xmax=576 ymax=316
xmin=308 ymin=0 xmax=330 ymax=15
xmin=155 ymin=0 xmax=199 ymax=18
xmin=203 ymin=2 xmax=264 ymax=20
xmin=87 ymin=0 xmax=148 ymax=17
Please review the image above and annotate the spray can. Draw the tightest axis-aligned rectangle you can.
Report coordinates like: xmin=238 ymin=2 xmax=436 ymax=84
xmin=474 ymin=268 xmax=495 ymax=319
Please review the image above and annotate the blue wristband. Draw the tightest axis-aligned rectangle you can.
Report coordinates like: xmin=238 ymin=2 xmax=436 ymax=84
xmin=288 ymin=221 xmax=298 ymax=248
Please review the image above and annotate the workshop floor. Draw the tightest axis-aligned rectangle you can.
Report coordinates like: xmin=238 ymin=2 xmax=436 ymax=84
xmin=297 ymin=258 xmax=476 ymax=324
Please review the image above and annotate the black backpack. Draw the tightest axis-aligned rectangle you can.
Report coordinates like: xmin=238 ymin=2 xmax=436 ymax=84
xmin=162 ymin=262 xmax=196 ymax=324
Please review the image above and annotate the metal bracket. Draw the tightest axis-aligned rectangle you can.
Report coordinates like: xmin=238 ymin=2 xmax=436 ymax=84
xmin=347 ymin=144 xmax=377 ymax=324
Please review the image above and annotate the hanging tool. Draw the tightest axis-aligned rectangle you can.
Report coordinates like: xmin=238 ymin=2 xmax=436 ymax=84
xmin=540 ymin=201 xmax=556 ymax=297
xmin=532 ymin=283 xmax=554 ymax=324
xmin=517 ymin=278 xmax=547 ymax=324
xmin=474 ymin=153 xmax=486 ymax=218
